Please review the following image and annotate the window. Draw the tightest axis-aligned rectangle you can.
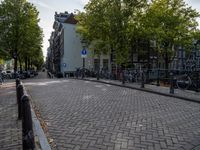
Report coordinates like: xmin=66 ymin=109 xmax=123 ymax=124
xmin=94 ymin=59 xmax=100 ymax=72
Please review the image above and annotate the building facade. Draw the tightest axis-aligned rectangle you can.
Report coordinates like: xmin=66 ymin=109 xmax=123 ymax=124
xmin=46 ymin=12 xmax=111 ymax=76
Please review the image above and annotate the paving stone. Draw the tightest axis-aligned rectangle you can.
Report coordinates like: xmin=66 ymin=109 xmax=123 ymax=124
xmin=25 ymin=79 xmax=200 ymax=150
xmin=0 ymin=85 xmax=22 ymax=150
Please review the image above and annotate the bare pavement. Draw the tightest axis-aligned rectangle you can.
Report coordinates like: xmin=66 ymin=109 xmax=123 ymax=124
xmin=22 ymin=72 xmax=200 ymax=150
xmin=1 ymin=71 xmax=200 ymax=150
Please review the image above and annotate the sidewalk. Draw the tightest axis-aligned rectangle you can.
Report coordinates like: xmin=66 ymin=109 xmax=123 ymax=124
xmin=82 ymin=77 xmax=200 ymax=103
xmin=0 ymin=83 xmax=22 ymax=150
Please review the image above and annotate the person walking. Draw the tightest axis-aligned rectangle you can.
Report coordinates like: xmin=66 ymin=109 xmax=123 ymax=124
xmin=0 ymin=71 xmax=4 ymax=85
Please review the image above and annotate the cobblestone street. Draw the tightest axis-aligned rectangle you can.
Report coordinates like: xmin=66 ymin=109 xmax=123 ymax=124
xmin=0 ymin=84 xmax=22 ymax=150
xmin=25 ymin=79 xmax=200 ymax=150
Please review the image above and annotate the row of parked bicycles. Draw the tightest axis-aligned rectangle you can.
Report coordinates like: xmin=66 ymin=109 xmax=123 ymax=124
xmin=75 ymin=68 xmax=200 ymax=91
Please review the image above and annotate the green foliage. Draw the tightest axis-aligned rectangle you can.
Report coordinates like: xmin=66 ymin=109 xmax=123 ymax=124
xmin=89 ymin=39 xmax=110 ymax=56
xmin=76 ymin=0 xmax=200 ymax=67
xmin=0 ymin=0 xmax=43 ymax=68
xmin=76 ymin=0 xmax=148 ymax=65
xmin=140 ymin=0 xmax=200 ymax=59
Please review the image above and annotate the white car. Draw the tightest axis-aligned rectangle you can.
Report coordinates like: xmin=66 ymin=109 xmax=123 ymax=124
xmin=6 ymin=70 xmax=14 ymax=79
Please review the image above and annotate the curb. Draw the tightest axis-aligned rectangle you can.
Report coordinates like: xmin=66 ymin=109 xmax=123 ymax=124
xmin=31 ymin=107 xmax=51 ymax=150
xmin=23 ymin=85 xmax=51 ymax=150
xmin=76 ymin=78 xmax=200 ymax=104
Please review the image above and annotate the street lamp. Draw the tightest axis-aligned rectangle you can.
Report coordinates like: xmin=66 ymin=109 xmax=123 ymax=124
xmin=150 ymin=39 xmax=158 ymax=84
xmin=177 ymin=46 xmax=184 ymax=71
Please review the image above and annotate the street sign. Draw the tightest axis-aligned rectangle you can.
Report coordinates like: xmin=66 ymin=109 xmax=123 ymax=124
xmin=63 ymin=63 xmax=66 ymax=67
xmin=81 ymin=49 xmax=87 ymax=58
xmin=81 ymin=49 xmax=87 ymax=55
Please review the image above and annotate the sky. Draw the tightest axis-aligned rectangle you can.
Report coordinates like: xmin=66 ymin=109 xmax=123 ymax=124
xmin=1 ymin=0 xmax=200 ymax=58
xmin=27 ymin=0 xmax=89 ymax=59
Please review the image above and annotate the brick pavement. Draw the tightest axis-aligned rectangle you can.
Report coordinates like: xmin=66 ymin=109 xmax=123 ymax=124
xmin=25 ymin=79 xmax=200 ymax=150
xmin=0 ymin=83 xmax=22 ymax=150
xmin=86 ymin=78 xmax=200 ymax=103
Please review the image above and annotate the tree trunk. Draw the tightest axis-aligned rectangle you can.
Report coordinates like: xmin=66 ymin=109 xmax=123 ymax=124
xmin=14 ymin=50 xmax=18 ymax=78
xmin=19 ymin=57 xmax=22 ymax=72
xmin=147 ymin=41 xmax=150 ymax=83
xmin=97 ymin=55 xmax=100 ymax=80
xmin=25 ymin=57 xmax=28 ymax=71
xmin=28 ymin=58 xmax=30 ymax=70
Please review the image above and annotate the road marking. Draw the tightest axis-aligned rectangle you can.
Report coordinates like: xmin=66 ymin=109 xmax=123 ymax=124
xmin=7 ymin=91 xmax=15 ymax=94
xmin=95 ymin=85 xmax=103 ymax=88
xmin=83 ymin=95 xmax=93 ymax=100
xmin=24 ymin=80 xmax=69 ymax=86
xmin=101 ymin=88 xmax=107 ymax=91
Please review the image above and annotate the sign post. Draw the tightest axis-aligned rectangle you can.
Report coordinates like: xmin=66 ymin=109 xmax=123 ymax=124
xmin=81 ymin=49 xmax=87 ymax=78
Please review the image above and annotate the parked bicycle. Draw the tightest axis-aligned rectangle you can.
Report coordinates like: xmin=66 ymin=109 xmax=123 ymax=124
xmin=176 ymin=71 xmax=200 ymax=91
xmin=133 ymin=70 xmax=147 ymax=83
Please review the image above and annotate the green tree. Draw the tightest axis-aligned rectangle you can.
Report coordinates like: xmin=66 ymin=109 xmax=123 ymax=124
xmin=76 ymin=0 xmax=200 ymax=75
xmin=143 ymin=0 xmax=200 ymax=71
xmin=76 ymin=0 xmax=147 ymax=66
xmin=0 ymin=0 xmax=43 ymax=72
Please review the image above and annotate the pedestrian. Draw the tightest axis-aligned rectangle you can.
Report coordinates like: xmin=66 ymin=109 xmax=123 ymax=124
xmin=0 ymin=71 xmax=4 ymax=85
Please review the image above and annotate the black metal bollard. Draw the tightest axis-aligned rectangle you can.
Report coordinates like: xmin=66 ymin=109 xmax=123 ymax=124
xmin=170 ymin=72 xmax=174 ymax=94
xmin=76 ymin=70 xmax=78 ymax=79
xmin=21 ymin=95 xmax=35 ymax=150
xmin=195 ymin=71 xmax=200 ymax=92
xmin=141 ymin=71 xmax=145 ymax=88
xmin=16 ymin=78 xmax=20 ymax=89
xmin=17 ymin=84 xmax=24 ymax=119
xmin=157 ymin=69 xmax=160 ymax=86
xmin=97 ymin=70 xmax=100 ymax=80
xmin=122 ymin=70 xmax=125 ymax=85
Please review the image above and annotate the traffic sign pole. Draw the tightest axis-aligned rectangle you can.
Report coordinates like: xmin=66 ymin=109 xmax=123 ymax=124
xmin=81 ymin=49 xmax=87 ymax=79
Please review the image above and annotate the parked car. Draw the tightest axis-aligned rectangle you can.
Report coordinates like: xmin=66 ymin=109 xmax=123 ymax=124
xmin=6 ymin=70 xmax=14 ymax=79
xmin=22 ymin=71 xmax=31 ymax=78
xmin=29 ymin=70 xmax=35 ymax=78
xmin=1 ymin=70 xmax=6 ymax=78
xmin=17 ymin=71 xmax=26 ymax=79
xmin=33 ymin=70 xmax=38 ymax=76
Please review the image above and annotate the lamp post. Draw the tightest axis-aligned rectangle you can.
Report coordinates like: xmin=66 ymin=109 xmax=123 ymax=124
xmin=150 ymin=39 xmax=158 ymax=85
xmin=193 ymin=40 xmax=200 ymax=92
xmin=193 ymin=40 xmax=197 ymax=71
xmin=82 ymin=57 xmax=85 ymax=79
xmin=81 ymin=40 xmax=87 ymax=79
xmin=177 ymin=46 xmax=184 ymax=71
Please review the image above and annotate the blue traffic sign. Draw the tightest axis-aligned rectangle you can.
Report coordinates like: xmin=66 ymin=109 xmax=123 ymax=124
xmin=81 ymin=49 xmax=87 ymax=55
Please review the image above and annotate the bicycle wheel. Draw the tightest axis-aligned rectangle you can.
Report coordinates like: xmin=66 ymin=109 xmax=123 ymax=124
xmin=190 ymin=72 xmax=200 ymax=91
xmin=176 ymin=74 xmax=191 ymax=90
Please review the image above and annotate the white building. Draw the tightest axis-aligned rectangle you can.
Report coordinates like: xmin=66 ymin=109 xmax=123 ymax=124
xmin=47 ymin=12 xmax=111 ymax=76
